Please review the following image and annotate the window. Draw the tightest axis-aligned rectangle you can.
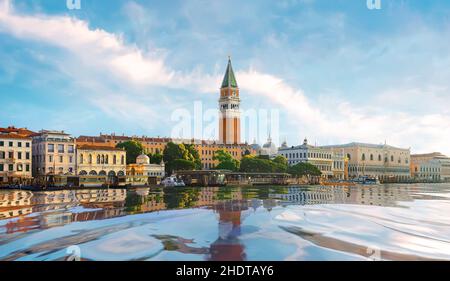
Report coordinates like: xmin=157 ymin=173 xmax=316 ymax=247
xmin=26 ymin=142 xmax=30 ymax=148
xmin=18 ymin=142 xmax=22 ymax=148
xmin=378 ymin=155 xmax=381 ymax=161
xmin=370 ymin=154 xmax=374 ymax=161
xmin=0 ymin=141 xmax=3 ymax=146
xmin=17 ymin=164 xmax=23 ymax=171
xmin=69 ymin=156 xmax=73 ymax=163
xmin=0 ymin=164 xmax=3 ymax=171
xmin=362 ymin=154 xmax=366 ymax=161
xmin=8 ymin=152 xmax=13 ymax=159
xmin=26 ymin=152 xmax=30 ymax=160
xmin=68 ymin=145 xmax=74 ymax=153
xmin=89 ymin=154 xmax=92 ymax=164
xmin=80 ymin=154 xmax=84 ymax=164
xmin=48 ymin=144 xmax=54 ymax=153
xmin=18 ymin=152 xmax=22 ymax=160
xmin=113 ymin=155 xmax=117 ymax=164
xmin=8 ymin=164 xmax=13 ymax=171
xmin=0 ymin=151 xmax=4 ymax=159
xmin=97 ymin=155 xmax=101 ymax=164
xmin=391 ymin=155 xmax=394 ymax=162
xmin=121 ymin=155 xmax=125 ymax=165
xmin=9 ymin=141 xmax=13 ymax=147
xmin=59 ymin=155 xmax=63 ymax=163
xmin=49 ymin=155 xmax=53 ymax=162
xmin=26 ymin=164 xmax=30 ymax=172
xmin=58 ymin=144 xmax=64 ymax=153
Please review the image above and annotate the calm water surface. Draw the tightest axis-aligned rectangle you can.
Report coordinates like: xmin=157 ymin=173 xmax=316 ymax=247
xmin=1 ymin=184 xmax=450 ymax=261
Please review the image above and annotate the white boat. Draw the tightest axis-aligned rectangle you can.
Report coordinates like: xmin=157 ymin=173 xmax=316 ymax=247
xmin=161 ymin=176 xmax=185 ymax=187
xmin=352 ymin=176 xmax=380 ymax=185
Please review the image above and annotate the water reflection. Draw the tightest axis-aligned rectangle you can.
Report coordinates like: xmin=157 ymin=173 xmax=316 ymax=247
xmin=0 ymin=184 xmax=450 ymax=260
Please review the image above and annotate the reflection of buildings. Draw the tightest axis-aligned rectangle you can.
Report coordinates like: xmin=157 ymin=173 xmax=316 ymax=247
xmin=209 ymin=200 xmax=249 ymax=261
xmin=271 ymin=185 xmax=415 ymax=207
xmin=0 ymin=190 xmax=33 ymax=219
xmin=3 ymin=189 xmax=127 ymax=234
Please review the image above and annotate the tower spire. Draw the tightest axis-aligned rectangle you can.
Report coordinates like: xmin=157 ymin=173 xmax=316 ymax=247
xmin=221 ymin=56 xmax=238 ymax=88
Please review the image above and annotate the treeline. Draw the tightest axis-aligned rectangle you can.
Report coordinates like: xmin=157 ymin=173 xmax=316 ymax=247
xmin=117 ymin=141 xmax=321 ymax=177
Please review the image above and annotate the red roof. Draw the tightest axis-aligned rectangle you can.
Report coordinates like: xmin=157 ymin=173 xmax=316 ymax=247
xmin=77 ymin=144 xmax=124 ymax=151
xmin=0 ymin=126 xmax=35 ymax=137
xmin=0 ymin=133 xmax=32 ymax=140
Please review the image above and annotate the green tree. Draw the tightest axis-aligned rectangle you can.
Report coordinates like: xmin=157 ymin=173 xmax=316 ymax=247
xmin=172 ymin=159 xmax=196 ymax=171
xmin=213 ymin=150 xmax=240 ymax=171
xmin=162 ymin=142 xmax=201 ymax=174
xmin=272 ymin=155 xmax=288 ymax=173
xmin=116 ymin=140 xmax=144 ymax=164
xmin=288 ymin=162 xmax=322 ymax=177
xmin=240 ymin=155 xmax=273 ymax=173
xmin=147 ymin=153 xmax=163 ymax=164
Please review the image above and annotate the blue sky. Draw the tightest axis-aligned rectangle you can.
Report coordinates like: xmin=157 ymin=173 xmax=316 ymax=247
xmin=0 ymin=0 xmax=450 ymax=154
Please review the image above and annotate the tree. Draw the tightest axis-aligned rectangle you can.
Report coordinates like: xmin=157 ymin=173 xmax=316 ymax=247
xmin=272 ymin=155 xmax=288 ymax=173
xmin=240 ymin=155 xmax=273 ymax=173
xmin=163 ymin=142 xmax=201 ymax=174
xmin=288 ymin=162 xmax=322 ymax=177
xmin=213 ymin=150 xmax=240 ymax=171
xmin=148 ymin=153 xmax=163 ymax=164
xmin=172 ymin=159 xmax=196 ymax=171
xmin=116 ymin=140 xmax=144 ymax=164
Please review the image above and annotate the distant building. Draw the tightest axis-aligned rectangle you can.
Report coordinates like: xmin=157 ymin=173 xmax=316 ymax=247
xmin=277 ymin=138 xmax=338 ymax=178
xmin=260 ymin=136 xmax=278 ymax=159
xmin=0 ymin=130 xmax=33 ymax=185
xmin=127 ymin=154 xmax=165 ymax=179
xmin=76 ymin=144 xmax=126 ymax=178
xmin=411 ymin=152 xmax=450 ymax=182
xmin=31 ymin=130 xmax=76 ymax=177
xmin=322 ymin=142 xmax=411 ymax=182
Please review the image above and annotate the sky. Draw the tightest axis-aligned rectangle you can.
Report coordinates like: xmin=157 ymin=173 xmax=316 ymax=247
xmin=0 ymin=0 xmax=449 ymax=155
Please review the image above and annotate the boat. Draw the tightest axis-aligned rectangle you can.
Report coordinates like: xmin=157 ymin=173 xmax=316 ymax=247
xmin=161 ymin=176 xmax=185 ymax=187
xmin=352 ymin=176 xmax=380 ymax=185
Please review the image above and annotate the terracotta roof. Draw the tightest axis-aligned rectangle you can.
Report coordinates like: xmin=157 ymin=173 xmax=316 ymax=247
xmin=0 ymin=133 xmax=32 ymax=140
xmin=0 ymin=126 xmax=35 ymax=137
xmin=77 ymin=144 xmax=124 ymax=151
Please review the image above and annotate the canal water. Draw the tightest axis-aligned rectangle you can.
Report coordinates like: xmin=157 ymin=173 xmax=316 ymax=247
xmin=1 ymin=184 xmax=450 ymax=261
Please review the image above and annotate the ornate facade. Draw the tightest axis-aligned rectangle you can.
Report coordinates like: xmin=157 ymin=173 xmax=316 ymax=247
xmin=76 ymin=144 xmax=126 ymax=177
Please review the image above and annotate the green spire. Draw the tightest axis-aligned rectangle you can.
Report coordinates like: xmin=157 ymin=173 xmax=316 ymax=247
xmin=221 ymin=57 xmax=238 ymax=88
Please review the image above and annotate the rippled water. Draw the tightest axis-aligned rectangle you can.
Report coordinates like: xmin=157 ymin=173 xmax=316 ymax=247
xmin=1 ymin=184 xmax=450 ymax=261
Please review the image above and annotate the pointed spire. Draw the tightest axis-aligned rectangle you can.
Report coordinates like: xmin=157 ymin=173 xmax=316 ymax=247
xmin=221 ymin=56 xmax=238 ymax=88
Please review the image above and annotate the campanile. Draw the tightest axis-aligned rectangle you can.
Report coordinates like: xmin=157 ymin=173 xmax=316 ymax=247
xmin=219 ymin=57 xmax=241 ymax=145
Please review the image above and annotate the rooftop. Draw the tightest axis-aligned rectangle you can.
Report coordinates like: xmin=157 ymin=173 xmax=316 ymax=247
xmin=321 ymin=142 xmax=409 ymax=151
xmin=221 ymin=57 xmax=238 ymax=88
xmin=77 ymin=144 xmax=124 ymax=151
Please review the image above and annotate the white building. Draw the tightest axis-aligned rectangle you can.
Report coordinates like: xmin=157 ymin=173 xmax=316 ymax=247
xmin=411 ymin=152 xmax=450 ymax=182
xmin=32 ymin=130 xmax=76 ymax=176
xmin=277 ymin=138 xmax=342 ymax=178
xmin=0 ymin=133 xmax=33 ymax=185
xmin=260 ymin=136 xmax=278 ymax=159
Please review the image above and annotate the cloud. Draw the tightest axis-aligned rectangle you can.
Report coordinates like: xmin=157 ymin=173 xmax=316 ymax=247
xmin=0 ymin=0 xmax=450 ymax=155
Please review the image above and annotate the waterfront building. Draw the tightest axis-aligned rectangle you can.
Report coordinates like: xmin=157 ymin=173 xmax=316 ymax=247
xmin=31 ymin=130 xmax=76 ymax=177
xmin=219 ymin=57 xmax=241 ymax=145
xmin=76 ymin=144 xmax=126 ymax=178
xmin=0 ymin=131 xmax=33 ymax=185
xmin=411 ymin=152 xmax=450 ymax=182
xmin=277 ymin=138 xmax=338 ymax=178
xmin=127 ymin=154 xmax=165 ymax=179
xmin=322 ymin=142 xmax=411 ymax=182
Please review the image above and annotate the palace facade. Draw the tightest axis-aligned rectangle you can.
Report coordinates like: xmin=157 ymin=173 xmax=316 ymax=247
xmin=411 ymin=152 xmax=450 ymax=182
xmin=76 ymin=144 xmax=126 ymax=177
xmin=323 ymin=142 xmax=411 ymax=182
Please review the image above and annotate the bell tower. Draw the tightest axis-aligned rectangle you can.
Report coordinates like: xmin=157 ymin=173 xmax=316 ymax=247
xmin=219 ymin=57 xmax=241 ymax=144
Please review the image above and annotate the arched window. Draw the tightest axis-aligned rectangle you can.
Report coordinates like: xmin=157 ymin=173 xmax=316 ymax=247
xmin=391 ymin=155 xmax=394 ymax=162
xmin=347 ymin=153 xmax=351 ymax=160
xmin=101 ymin=155 xmax=105 ymax=164
xmin=97 ymin=155 xmax=101 ymax=164
xmin=378 ymin=154 xmax=381 ymax=161
xmin=362 ymin=154 xmax=366 ymax=161
xmin=80 ymin=154 xmax=84 ymax=164
xmin=105 ymin=155 xmax=109 ymax=164
xmin=370 ymin=154 xmax=374 ymax=161
xmin=121 ymin=155 xmax=125 ymax=165
xmin=89 ymin=154 xmax=92 ymax=164
xmin=113 ymin=155 xmax=117 ymax=165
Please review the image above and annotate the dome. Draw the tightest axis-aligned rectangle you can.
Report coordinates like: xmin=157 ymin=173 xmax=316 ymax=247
xmin=261 ymin=136 xmax=278 ymax=156
xmin=136 ymin=154 xmax=150 ymax=165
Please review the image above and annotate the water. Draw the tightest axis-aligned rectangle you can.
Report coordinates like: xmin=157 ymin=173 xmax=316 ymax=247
xmin=1 ymin=184 xmax=450 ymax=261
